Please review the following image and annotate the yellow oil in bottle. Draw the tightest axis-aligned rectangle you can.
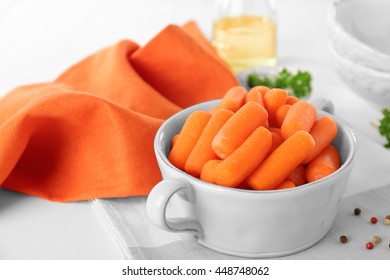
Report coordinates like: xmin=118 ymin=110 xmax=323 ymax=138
xmin=212 ymin=15 xmax=277 ymax=73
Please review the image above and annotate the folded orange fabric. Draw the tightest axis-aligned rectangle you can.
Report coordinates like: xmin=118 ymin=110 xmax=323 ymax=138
xmin=0 ymin=22 xmax=238 ymax=202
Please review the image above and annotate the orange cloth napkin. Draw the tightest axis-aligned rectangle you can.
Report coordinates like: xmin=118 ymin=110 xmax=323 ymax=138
xmin=0 ymin=22 xmax=238 ymax=202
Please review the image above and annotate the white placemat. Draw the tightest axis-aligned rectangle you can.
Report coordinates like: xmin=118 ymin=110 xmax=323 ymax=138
xmin=93 ymin=128 xmax=390 ymax=260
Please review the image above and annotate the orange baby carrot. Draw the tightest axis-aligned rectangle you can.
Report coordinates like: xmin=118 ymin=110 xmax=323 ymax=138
xmin=270 ymin=131 xmax=284 ymax=153
xmin=209 ymin=86 xmax=247 ymax=114
xmin=214 ymin=126 xmax=272 ymax=187
xmin=171 ymin=134 xmax=179 ymax=147
xmin=305 ymin=145 xmax=341 ymax=183
xmin=212 ymin=101 xmax=268 ymax=159
xmin=245 ymin=87 xmax=265 ymax=106
xmin=237 ymin=183 xmax=253 ymax=190
xmin=251 ymin=85 xmax=269 ymax=97
xmin=276 ymin=104 xmax=291 ymax=128
xmin=268 ymin=127 xmax=281 ymax=134
xmin=276 ymin=180 xmax=296 ymax=190
xmin=168 ymin=111 xmax=211 ymax=170
xmin=306 ymin=162 xmax=335 ymax=183
xmin=263 ymin=119 xmax=270 ymax=129
xmin=247 ymin=131 xmax=315 ymax=190
xmin=185 ymin=109 xmax=233 ymax=177
xmin=302 ymin=116 xmax=338 ymax=164
xmin=286 ymin=95 xmax=299 ymax=105
xmin=286 ymin=165 xmax=306 ymax=186
xmin=200 ymin=159 xmax=221 ymax=184
xmin=263 ymin=88 xmax=288 ymax=127
xmin=281 ymin=101 xmax=317 ymax=139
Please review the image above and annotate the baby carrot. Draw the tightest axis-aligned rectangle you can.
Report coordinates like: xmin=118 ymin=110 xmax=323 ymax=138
xmin=247 ymin=131 xmax=315 ymax=190
xmin=200 ymin=159 xmax=221 ymax=184
xmin=276 ymin=104 xmax=291 ymax=128
xmin=214 ymin=126 xmax=272 ymax=187
xmin=209 ymin=86 xmax=247 ymax=114
xmin=315 ymin=145 xmax=341 ymax=168
xmin=263 ymin=119 xmax=270 ymax=129
xmin=263 ymin=88 xmax=288 ymax=127
xmin=251 ymin=86 xmax=270 ymax=97
xmin=237 ymin=183 xmax=253 ymax=190
xmin=286 ymin=165 xmax=306 ymax=186
xmin=245 ymin=87 xmax=264 ymax=106
xmin=305 ymin=145 xmax=341 ymax=183
xmin=168 ymin=111 xmax=211 ymax=170
xmin=212 ymin=101 xmax=268 ymax=159
xmin=171 ymin=134 xmax=179 ymax=147
xmin=302 ymin=116 xmax=338 ymax=164
xmin=286 ymin=95 xmax=299 ymax=105
xmin=276 ymin=180 xmax=296 ymax=190
xmin=270 ymin=131 xmax=284 ymax=153
xmin=306 ymin=162 xmax=336 ymax=183
xmin=185 ymin=109 xmax=233 ymax=177
xmin=268 ymin=127 xmax=281 ymax=134
xmin=281 ymin=101 xmax=317 ymax=139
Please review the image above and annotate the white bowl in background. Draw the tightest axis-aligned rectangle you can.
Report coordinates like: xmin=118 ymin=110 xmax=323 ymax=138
xmin=328 ymin=0 xmax=390 ymax=72
xmin=329 ymin=44 xmax=390 ymax=109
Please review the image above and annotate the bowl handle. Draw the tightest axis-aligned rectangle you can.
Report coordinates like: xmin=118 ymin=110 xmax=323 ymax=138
xmin=310 ymin=97 xmax=335 ymax=114
xmin=146 ymin=178 xmax=203 ymax=239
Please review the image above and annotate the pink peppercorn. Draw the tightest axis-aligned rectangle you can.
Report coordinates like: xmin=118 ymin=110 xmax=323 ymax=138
xmin=366 ymin=242 xmax=374 ymax=249
xmin=370 ymin=217 xmax=378 ymax=224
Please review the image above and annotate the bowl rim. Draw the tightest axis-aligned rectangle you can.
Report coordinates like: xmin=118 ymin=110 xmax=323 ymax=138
xmin=154 ymin=99 xmax=357 ymax=195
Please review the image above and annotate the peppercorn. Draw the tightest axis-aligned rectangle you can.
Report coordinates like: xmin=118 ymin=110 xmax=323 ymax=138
xmin=372 ymin=236 xmax=381 ymax=244
xmin=384 ymin=218 xmax=390 ymax=225
xmin=366 ymin=242 xmax=374 ymax=249
xmin=370 ymin=217 xmax=378 ymax=224
xmin=386 ymin=214 xmax=390 ymax=220
xmin=354 ymin=208 xmax=361 ymax=215
xmin=339 ymin=235 xmax=348 ymax=244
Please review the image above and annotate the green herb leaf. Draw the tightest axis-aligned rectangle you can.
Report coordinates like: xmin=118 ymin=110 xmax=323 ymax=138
xmin=247 ymin=73 xmax=273 ymax=88
xmin=378 ymin=108 xmax=390 ymax=148
xmin=247 ymin=68 xmax=312 ymax=98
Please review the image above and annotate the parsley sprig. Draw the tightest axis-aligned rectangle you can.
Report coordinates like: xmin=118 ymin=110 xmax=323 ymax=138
xmin=379 ymin=108 xmax=390 ymax=148
xmin=247 ymin=68 xmax=312 ymax=98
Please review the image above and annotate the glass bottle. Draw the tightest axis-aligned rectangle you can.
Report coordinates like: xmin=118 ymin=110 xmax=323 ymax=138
xmin=212 ymin=0 xmax=277 ymax=73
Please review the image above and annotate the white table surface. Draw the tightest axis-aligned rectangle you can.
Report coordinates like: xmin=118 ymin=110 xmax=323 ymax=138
xmin=0 ymin=0 xmax=387 ymax=259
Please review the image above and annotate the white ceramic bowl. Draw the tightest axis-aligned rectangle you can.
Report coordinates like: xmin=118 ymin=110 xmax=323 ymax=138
xmin=146 ymin=99 xmax=357 ymax=258
xmin=328 ymin=0 xmax=390 ymax=72
xmin=329 ymin=44 xmax=390 ymax=108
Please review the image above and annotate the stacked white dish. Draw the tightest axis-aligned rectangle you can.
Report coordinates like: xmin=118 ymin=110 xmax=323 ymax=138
xmin=328 ymin=0 xmax=390 ymax=109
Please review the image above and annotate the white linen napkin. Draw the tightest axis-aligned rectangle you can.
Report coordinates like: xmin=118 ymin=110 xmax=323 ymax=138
xmin=92 ymin=128 xmax=390 ymax=259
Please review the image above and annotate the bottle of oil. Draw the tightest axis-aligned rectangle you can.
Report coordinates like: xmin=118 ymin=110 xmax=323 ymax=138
xmin=212 ymin=0 xmax=277 ymax=73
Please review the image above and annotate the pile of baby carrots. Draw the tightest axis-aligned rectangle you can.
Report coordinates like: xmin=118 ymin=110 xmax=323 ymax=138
xmin=168 ymin=86 xmax=340 ymax=190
